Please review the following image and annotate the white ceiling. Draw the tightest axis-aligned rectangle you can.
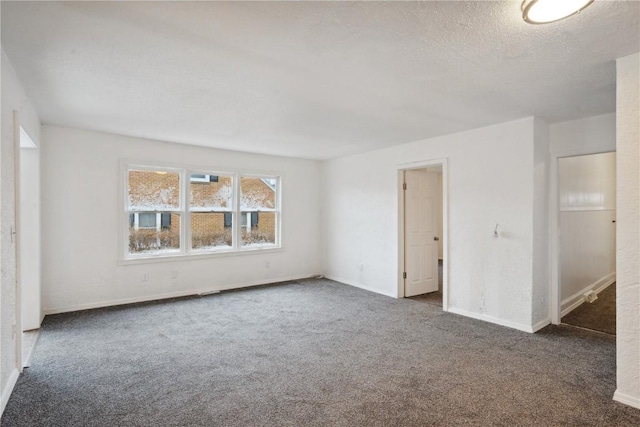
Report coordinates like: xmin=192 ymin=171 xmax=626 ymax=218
xmin=2 ymin=1 xmax=639 ymax=160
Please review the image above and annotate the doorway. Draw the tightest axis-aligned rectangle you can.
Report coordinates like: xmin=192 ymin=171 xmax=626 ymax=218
xmin=398 ymin=161 xmax=447 ymax=310
xmin=557 ymin=152 xmax=616 ymax=335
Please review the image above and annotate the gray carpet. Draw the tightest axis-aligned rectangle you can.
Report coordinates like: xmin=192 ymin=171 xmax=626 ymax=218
xmin=410 ymin=291 xmax=443 ymax=307
xmin=3 ymin=279 xmax=639 ymax=426
xmin=408 ymin=259 xmax=443 ymax=306
xmin=562 ymin=283 xmax=616 ymax=335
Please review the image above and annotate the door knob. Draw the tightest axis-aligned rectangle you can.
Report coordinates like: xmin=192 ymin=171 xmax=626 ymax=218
xmin=434 ymin=237 xmax=440 ymax=241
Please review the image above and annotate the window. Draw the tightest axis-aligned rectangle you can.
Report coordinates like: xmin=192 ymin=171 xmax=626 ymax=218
xmin=190 ymin=173 xmax=234 ymax=251
xmin=125 ymin=164 xmax=280 ymax=259
xmin=190 ymin=174 xmax=218 ymax=183
xmin=129 ymin=213 xmax=172 ymax=230
xmin=127 ymin=169 xmax=181 ymax=254
xmin=240 ymin=176 xmax=276 ymax=247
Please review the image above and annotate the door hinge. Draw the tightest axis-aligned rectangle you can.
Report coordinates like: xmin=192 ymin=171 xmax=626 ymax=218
xmin=403 ymin=183 xmax=407 ymax=190
xmin=403 ymin=272 xmax=407 ymax=279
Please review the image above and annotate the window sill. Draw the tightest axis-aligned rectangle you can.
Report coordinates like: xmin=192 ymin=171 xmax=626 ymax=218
xmin=118 ymin=245 xmax=283 ymax=266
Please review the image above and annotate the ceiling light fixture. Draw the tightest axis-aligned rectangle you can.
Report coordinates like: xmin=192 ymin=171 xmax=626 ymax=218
xmin=522 ymin=0 xmax=594 ymax=24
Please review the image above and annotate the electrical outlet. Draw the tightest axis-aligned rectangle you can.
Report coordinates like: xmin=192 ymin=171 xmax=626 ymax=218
xmin=142 ymin=273 xmax=149 ymax=282
xmin=171 ymin=270 xmax=178 ymax=279
xmin=358 ymin=264 xmax=364 ymax=272
xmin=265 ymin=261 xmax=270 ymax=269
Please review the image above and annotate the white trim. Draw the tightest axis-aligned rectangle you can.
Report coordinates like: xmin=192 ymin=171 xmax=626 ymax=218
xmin=396 ymin=158 xmax=449 ymax=312
xmin=117 ymin=246 xmax=284 ymax=266
xmin=323 ymin=275 xmax=397 ymax=298
xmin=22 ymin=330 xmax=40 ymax=368
xmin=559 ymin=207 xmax=615 ymax=212
xmin=532 ymin=317 xmax=551 ymax=332
xmin=447 ymin=307 xmax=535 ymax=333
xmin=560 ymin=273 xmax=616 ymax=317
xmin=397 ymin=170 xmax=405 ymax=298
xmin=1 ymin=369 xmax=20 ymax=416
xmin=613 ymin=390 xmax=640 ymax=409
xmin=43 ymin=274 xmax=314 ymax=315
xmin=13 ymin=112 xmax=23 ymax=374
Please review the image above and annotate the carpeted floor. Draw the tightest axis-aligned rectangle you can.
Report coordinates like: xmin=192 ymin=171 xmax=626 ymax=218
xmin=562 ymin=283 xmax=616 ymax=335
xmin=408 ymin=259 xmax=444 ymax=306
xmin=410 ymin=291 xmax=443 ymax=307
xmin=3 ymin=279 xmax=639 ymax=426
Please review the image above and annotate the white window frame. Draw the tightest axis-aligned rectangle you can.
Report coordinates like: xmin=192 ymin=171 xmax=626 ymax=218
xmin=121 ymin=161 xmax=281 ymax=263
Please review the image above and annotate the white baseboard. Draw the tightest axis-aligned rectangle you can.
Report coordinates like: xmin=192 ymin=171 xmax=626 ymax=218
xmin=44 ymin=274 xmax=317 ymax=315
xmin=613 ymin=390 xmax=640 ymax=409
xmin=22 ymin=330 xmax=41 ymax=368
xmin=532 ymin=317 xmax=551 ymax=332
xmin=1 ymin=368 xmax=20 ymax=416
xmin=323 ymin=275 xmax=397 ymax=298
xmin=561 ymin=273 xmax=616 ymax=317
xmin=447 ymin=307 xmax=534 ymax=333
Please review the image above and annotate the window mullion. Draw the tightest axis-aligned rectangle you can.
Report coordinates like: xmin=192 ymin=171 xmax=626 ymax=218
xmin=233 ymin=173 xmax=240 ymax=251
xmin=182 ymin=169 xmax=190 ymax=255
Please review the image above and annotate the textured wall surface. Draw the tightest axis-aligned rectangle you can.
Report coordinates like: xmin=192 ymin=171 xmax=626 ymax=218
xmin=322 ymin=117 xmax=540 ymax=332
xmin=614 ymin=52 xmax=640 ymax=409
xmin=41 ymin=126 xmax=321 ymax=313
xmin=0 ymin=49 xmax=41 ymax=412
xmin=531 ymin=118 xmax=550 ymax=328
xmin=550 ymin=113 xmax=616 ymax=155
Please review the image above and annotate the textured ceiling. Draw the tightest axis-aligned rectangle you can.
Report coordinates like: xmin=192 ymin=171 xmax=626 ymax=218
xmin=2 ymin=1 xmax=639 ymax=160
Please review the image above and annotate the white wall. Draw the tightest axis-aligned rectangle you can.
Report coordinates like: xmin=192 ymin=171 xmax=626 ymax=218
xmin=550 ymin=113 xmax=616 ymax=155
xmin=20 ymin=142 xmax=41 ymax=330
xmin=614 ymin=52 xmax=640 ymax=410
xmin=548 ymin=113 xmax=616 ymax=325
xmin=0 ymin=49 xmax=41 ymax=413
xmin=41 ymin=126 xmax=321 ymax=313
xmin=436 ymin=172 xmax=443 ymax=260
xmin=532 ymin=118 xmax=550 ymax=327
xmin=322 ymin=117 xmax=548 ymax=332
xmin=559 ymin=153 xmax=616 ymax=315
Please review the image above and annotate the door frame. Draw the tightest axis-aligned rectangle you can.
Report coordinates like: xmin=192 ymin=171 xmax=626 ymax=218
xmin=12 ymin=111 xmax=23 ymax=372
xmin=549 ymin=148 xmax=616 ymax=325
xmin=397 ymin=158 xmax=448 ymax=311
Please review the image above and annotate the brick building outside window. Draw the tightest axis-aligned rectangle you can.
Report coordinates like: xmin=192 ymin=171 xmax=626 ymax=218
xmin=126 ymin=167 xmax=278 ymax=257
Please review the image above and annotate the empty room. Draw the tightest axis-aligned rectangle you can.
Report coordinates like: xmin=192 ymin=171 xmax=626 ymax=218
xmin=1 ymin=1 xmax=639 ymax=425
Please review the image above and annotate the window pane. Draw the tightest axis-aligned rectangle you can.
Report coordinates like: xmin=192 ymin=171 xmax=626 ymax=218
xmin=241 ymin=211 xmax=276 ymax=247
xmin=190 ymin=174 xmax=233 ymax=210
xmin=240 ymin=177 xmax=276 ymax=211
xmin=128 ymin=170 xmax=180 ymax=210
xmin=191 ymin=212 xmax=232 ymax=250
xmin=138 ymin=213 xmax=157 ymax=228
xmin=129 ymin=214 xmax=180 ymax=254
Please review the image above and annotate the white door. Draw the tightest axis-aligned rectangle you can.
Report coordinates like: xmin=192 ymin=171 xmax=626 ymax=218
xmin=404 ymin=170 xmax=439 ymax=297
